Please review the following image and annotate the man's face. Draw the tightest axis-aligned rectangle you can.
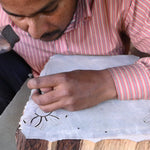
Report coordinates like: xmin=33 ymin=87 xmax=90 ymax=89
xmin=1 ymin=0 xmax=77 ymax=41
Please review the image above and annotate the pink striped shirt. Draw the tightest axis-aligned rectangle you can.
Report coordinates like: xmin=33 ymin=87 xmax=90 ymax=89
xmin=0 ymin=0 xmax=149 ymax=100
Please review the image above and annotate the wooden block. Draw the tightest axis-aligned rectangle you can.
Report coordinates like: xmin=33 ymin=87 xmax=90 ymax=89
xmin=47 ymin=141 xmax=57 ymax=150
xmin=94 ymin=139 xmax=136 ymax=150
xmin=80 ymin=140 xmax=95 ymax=150
xmin=136 ymin=140 xmax=150 ymax=150
xmin=16 ymin=129 xmax=150 ymax=150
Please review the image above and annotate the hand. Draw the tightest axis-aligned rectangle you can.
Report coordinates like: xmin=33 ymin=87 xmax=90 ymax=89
xmin=27 ymin=70 xmax=117 ymax=112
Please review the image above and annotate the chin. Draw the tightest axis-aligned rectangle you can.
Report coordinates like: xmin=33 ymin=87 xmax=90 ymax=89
xmin=40 ymin=32 xmax=64 ymax=42
xmin=40 ymin=38 xmax=54 ymax=42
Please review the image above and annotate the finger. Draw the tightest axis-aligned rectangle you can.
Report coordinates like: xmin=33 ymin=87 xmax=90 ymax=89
xmin=31 ymin=88 xmax=53 ymax=95
xmin=27 ymin=73 xmax=64 ymax=89
xmin=40 ymin=87 xmax=53 ymax=93
xmin=39 ymin=101 xmax=64 ymax=112
xmin=31 ymin=89 xmax=64 ymax=106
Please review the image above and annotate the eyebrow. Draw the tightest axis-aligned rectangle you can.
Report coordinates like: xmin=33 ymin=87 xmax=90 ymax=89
xmin=3 ymin=0 xmax=57 ymax=17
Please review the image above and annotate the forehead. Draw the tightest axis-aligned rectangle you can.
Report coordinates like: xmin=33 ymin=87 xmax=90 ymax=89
xmin=1 ymin=0 xmax=53 ymax=13
xmin=1 ymin=0 xmax=51 ymax=5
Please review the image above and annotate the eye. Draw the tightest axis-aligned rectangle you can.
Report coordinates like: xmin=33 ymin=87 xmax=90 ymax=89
xmin=43 ymin=4 xmax=58 ymax=14
xmin=10 ymin=15 xmax=24 ymax=21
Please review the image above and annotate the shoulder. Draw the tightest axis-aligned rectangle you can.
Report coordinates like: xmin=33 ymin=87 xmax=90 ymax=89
xmin=126 ymin=0 xmax=150 ymax=53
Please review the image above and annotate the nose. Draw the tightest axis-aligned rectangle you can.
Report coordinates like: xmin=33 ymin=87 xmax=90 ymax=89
xmin=25 ymin=16 xmax=47 ymax=39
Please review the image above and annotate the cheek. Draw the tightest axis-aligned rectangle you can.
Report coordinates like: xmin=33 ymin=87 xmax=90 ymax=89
xmin=60 ymin=4 xmax=76 ymax=29
xmin=49 ymin=11 xmax=74 ymax=31
xmin=9 ymin=17 xmax=28 ymax=31
xmin=46 ymin=1 xmax=76 ymax=31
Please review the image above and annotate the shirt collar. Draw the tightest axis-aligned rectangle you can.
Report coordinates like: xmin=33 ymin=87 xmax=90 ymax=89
xmin=65 ymin=0 xmax=93 ymax=33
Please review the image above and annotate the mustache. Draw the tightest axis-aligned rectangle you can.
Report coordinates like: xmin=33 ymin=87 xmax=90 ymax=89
xmin=40 ymin=30 xmax=60 ymax=40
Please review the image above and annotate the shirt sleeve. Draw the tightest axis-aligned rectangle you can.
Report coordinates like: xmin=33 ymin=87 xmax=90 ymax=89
xmin=108 ymin=0 xmax=150 ymax=100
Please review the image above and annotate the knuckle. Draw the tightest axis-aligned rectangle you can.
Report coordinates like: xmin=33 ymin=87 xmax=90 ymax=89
xmin=65 ymin=97 xmax=75 ymax=107
xmin=58 ymin=73 xmax=68 ymax=82
xmin=66 ymin=106 xmax=76 ymax=111
xmin=34 ymin=78 xmax=41 ymax=86
xmin=61 ymin=84 xmax=73 ymax=96
xmin=62 ymin=88 xmax=70 ymax=97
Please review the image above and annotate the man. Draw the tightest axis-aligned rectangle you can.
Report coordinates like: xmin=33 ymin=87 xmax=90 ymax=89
xmin=0 ymin=0 xmax=149 ymax=114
